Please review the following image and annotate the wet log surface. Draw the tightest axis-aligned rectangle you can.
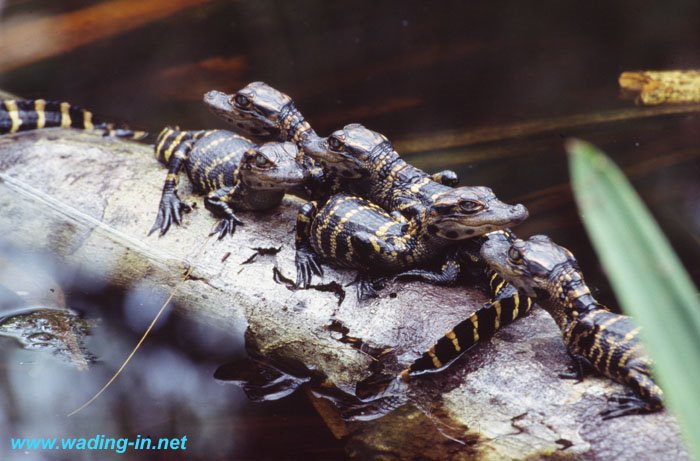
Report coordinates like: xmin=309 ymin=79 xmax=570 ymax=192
xmin=0 ymin=129 xmax=689 ymax=460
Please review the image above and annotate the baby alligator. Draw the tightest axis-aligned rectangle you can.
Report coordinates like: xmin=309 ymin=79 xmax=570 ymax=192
xmin=398 ymin=231 xmax=535 ymax=377
xmin=150 ymin=127 xmax=307 ymax=238
xmin=1 ymin=99 xmax=145 ymax=139
xmin=481 ymin=234 xmax=663 ymax=418
xmin=302 ymin=122 xmax=462 ymax=219
xmin=203 ymin=83 xmax=459 ymax=194
xmin=295 ymin=187 xmax=528 ymax=296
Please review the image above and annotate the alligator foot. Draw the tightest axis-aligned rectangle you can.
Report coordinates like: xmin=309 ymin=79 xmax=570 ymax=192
xmin=210 ymin=215 xmax=245 ymax=240
xmin=347 ymin=274 xmax=385 ymax=302
xmin=148 ymin=192 xmax=191 ymax=236
xmin=393 ymin=258 xmax=461 ymax=286
xmin=559 ymin=355 xmax=593 ymax=382
xmin=295 ymin=247 xmax=323 ymax=288
xmin=600 ymin=393 xmax=655 ymax=419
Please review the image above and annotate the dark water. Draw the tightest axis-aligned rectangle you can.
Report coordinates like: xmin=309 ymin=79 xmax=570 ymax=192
xmin=0 ymin=1 xmax=699 ymax=459
xmin=0 ymin=244 xmax=344 ymax=461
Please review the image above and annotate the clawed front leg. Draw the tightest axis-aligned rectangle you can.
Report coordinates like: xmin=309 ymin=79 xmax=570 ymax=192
xmin=394 ymin=253 xmax=462 ymax=285
xmin=294 ymin=201 xmax=324 ymax=288
xmin=149 ymin=190 xmax=192 ymax=236
xmin=204 ymin=186 xmax=245 ymax=239
xmin=148 ymin=140 xmax=193 ymax=236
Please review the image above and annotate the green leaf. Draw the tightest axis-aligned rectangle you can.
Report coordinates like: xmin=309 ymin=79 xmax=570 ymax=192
xmin=568 ymin=139 xmax=700 ymax=459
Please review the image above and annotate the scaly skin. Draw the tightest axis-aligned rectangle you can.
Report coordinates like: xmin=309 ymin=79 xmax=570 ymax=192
xmin=398 ymin=231 xmax=535 ymax=377
xmin=150 ymin=127 xmax=307 ymax=239
xmin=302 ymin=123 xmax=463 ymax=219
xmin=203 ymin=83 xmax=459 ymax=197
xmin=295 ymin=187 xmax=528 ymax=297
xmin=481 ymin=234 xmax=664 ymax=419
xmin=1 ymin=99 xmax=146 ymax=139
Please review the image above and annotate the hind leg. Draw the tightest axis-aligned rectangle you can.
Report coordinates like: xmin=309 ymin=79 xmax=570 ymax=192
xmin=600 ymin=366 xmax=663 ymax=419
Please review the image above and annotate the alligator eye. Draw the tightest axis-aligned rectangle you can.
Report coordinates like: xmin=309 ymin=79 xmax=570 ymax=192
xmin=255 ymin=153 xmax=271 ymax=167
xmin=233 ymin=93 xmax=251 ymax=108
xmin=508 ymin=246 xmax=524 ymax=264
xmin=459 ymin=200 xmax=484 ymax=214
xmin=328 ymin=136 xmax=343 ymax=151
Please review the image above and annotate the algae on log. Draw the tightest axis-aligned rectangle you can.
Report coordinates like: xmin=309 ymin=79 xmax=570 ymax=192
xmin=0 ymin=129 xmax=688 ymax=460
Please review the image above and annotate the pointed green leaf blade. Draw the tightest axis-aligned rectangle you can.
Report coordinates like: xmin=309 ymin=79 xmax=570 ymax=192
xmin=568 ymin=139 xmax=700 ymax=459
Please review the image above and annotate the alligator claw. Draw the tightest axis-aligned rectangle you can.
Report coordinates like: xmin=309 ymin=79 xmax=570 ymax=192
xmin=210 ymin=215 xmax=245 ymax=240
xmin=347 ymin=274 xmax=385 ymax=302
xmin=148 ymin=192 xmax=191 ymax=237
xmin=295 ymin=247 xmax=323 ymax=288
xmin=600 ymin=393 xmax=652 ymax=419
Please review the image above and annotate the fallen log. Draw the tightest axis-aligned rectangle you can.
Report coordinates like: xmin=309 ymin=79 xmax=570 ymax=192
xmin=0 ymin=129 xmax=688 ymax=460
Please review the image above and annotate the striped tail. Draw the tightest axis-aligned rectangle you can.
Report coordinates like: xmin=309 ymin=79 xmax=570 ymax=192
xmin=0 ymin=99 xmax=147 ymax=140
xmin=400 ymin=273 xmax=534 ymax=378
xmin=154 ymin=127 xmax=210 ymax=166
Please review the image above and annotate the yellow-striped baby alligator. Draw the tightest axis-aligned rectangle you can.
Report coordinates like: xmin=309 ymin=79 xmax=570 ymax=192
xmin=1 ymin=99 xmax=145 ymax=139
xmin=295 ymin=188 xmax=528 ymax=298
xmin=150 ymin=127 xmax=309 ymax=238
xmin=301 ymin=123 xmax=463 ymax=216
xmin=203 ymin=83 xmax=460 ymax=195
xmin=481 ymin=234 xmax=663 ymax=418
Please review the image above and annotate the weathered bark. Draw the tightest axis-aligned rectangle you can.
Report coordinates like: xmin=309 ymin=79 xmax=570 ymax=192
xmin=0 ymin=129 xmax=689 ymax=460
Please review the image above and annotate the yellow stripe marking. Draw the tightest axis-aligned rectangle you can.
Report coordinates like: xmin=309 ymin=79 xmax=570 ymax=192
xmin=512 ymin=292 xmax=520 ymax=320
xmin=345 ymin=234 xmax=354 ymax=262
xmin=470 ymin=315 xmax=480 ymax=342
xmin=34 ymin=100 xmax=46 ymax=128
xmin=493 ymin=301 xmax=502 ymax=330
xmin=446 ymin=330 xmax=461 ymax=352
xmin=314 ymin=199 xmax=345 ymax=247
xmin=165 ymin=131 xmax=189 ymax=163
xmin=155 ymin=128 xmax=174 ymax=158
xmin=428 ymin=349 xmax=442 ymax=368
xmin=368 ymin=235 xmax=382 ymax=254
xmin=617 ymin=342 xmax=642 ymax=375
xmin=59 ymin=102 xmax=71 ymax=128
xmin=494 ymin=279 xmax=506 ymax=296
xmin=202 ymin=147 xmax=237 ymax=191
xmin=587 ymin=314 xmax=620 ymax=368
xmin=409 ymin=177 xmax=431 ymax=194
xmin=83 ymin=110 xmax=94 ymax=130
xmin=623 ymin=326 xmax=641 ymax=342
xmin=4 ymin=100 xmax=22 ymax=132
xmin=375 ymin=220 xmax=396 ymax=239
xmin=330 ymin=207 xmax=361 ymax=259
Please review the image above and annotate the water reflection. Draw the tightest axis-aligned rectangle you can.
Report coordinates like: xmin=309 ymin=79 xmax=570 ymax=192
xmin=0 ymin=244 xmax=342 ymax=461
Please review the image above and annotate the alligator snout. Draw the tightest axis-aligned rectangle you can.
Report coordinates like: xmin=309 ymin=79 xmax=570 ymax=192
xmin=509 ymin=204 xmax=529 ymax=223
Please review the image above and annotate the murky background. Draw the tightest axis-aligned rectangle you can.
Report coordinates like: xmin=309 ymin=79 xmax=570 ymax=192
xmin=0 ymin=1 xmax=698 ymax=459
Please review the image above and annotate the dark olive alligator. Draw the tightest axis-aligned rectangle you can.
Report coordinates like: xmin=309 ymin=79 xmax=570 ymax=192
xmin=1 ymin=99 xmax=146 ymax=139
xmin=481 ymin=234 xmax=664 ymax=418
xmin=398 ymin=231 xmax=535 ymax=377
xmin=294 ymin=188 xmax=528 ymax=297
xmin=203 ymin=82 xmax=459 ymax=194
xmin=150 ymin=127 xmax=308 ymax=238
